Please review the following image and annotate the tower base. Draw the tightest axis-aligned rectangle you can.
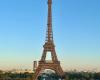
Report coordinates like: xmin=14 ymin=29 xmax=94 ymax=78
xmin=32 ymin=61 xmax=67 ymax=80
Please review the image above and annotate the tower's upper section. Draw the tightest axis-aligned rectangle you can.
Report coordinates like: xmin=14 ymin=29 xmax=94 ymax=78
xmin=46 ymin=0 xmax=53 ymax=42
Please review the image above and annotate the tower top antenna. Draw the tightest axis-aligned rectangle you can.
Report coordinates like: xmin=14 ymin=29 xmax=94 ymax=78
xmin=46 ymin=0 xmax=53 ymax=42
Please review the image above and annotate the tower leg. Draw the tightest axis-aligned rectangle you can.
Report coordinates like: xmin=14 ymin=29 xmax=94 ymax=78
xmin=32 ymin=63 xmax=68 ymax=80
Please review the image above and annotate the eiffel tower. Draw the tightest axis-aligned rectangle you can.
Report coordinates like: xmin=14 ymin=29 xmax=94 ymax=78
xmin=33 ymin=0 xmax=67 ymax=80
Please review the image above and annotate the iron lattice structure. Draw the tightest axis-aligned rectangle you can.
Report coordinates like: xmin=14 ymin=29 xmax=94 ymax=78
xmin=33 ymin=0 xmax=67 ymax=80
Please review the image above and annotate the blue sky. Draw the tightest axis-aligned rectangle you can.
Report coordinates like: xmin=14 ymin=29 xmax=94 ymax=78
xmin=0 ymin=0 xmax=100 ymax=71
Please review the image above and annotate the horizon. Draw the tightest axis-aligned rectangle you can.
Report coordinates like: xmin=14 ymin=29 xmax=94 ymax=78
xmin=0 ymin=0 xmax=100 ymax=71
xmin=0 ymin=68 xmax=100 ymax=73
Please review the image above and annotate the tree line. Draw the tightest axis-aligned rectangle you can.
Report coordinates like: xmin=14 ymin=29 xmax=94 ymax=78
xmin=0 ymin=70 xmax=100 ymax=80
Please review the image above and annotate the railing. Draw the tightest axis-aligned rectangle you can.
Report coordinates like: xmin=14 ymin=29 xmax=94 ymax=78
xmin=39 ymin=60 xmax=60 ymax=64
